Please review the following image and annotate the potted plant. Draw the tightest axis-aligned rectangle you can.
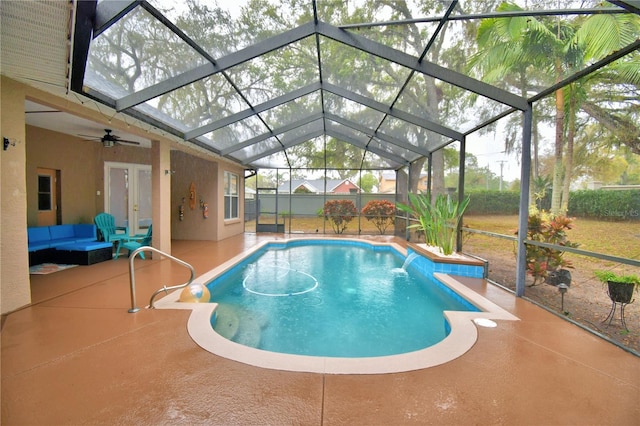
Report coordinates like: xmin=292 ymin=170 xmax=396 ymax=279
xmin=523 ymin=208 xmax=578 ymax=287
xmin=594 ymin=270 xmax=639 ymax=304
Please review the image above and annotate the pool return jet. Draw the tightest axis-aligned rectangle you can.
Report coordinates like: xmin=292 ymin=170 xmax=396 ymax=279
xmin=391 ymin=252 xmax=421 ymax=275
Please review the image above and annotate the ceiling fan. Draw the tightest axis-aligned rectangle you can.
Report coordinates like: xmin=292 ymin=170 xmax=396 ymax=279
xmin=79 ymin=129 xmax=141 ymax=148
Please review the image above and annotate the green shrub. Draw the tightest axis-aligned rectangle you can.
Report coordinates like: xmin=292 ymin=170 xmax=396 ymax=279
xmin=463 ymin=189 xmax=639 ymax=220
xmin=568 ymin=190 xmax=640 ymax=220
xmin=465 ymin=190 xmax=520 ymax=215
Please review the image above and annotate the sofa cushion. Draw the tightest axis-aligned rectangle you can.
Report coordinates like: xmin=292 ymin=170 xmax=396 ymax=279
xmin=49 ymin=224 xmax=75 ymax=240
xmin=73 ymin=224 xmax=97 ymax=239
xmin=28 ymin=227 xmax=51 ymax=244
xmin=50 ymin=238 xmax=83 ymax=248
xmin=56 ymin=241 xmax=113 ymax=251
xmin=28 ymin=242 xmax=52 ymax=252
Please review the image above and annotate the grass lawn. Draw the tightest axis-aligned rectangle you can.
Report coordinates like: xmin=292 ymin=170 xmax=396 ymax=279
xmin=463 ymin=215 xmax=640 ymax=260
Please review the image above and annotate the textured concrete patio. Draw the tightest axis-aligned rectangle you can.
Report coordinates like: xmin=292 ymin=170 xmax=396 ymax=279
xmin=2 ymin=234 xmax=638 ymax=425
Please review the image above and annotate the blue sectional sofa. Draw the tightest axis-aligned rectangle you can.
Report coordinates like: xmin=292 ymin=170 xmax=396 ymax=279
xmin=28 ymin=224 xmax=106 ymax=265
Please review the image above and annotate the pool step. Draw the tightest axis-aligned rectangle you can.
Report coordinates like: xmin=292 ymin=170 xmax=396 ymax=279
xmin=213 ymin=304 xmax=269 ymax=348
xmin=213 ymin=304 xmax=240 ymax=340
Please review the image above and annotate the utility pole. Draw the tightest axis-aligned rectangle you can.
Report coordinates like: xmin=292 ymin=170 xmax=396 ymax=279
xmin=497 ymin=160 xmax=507 ymax=191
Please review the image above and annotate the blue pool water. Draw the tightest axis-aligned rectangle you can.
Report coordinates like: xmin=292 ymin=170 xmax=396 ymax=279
xmin=207 ymin=241 xmax=479 ymax=358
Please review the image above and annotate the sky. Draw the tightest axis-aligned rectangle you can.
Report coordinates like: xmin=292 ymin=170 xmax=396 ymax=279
xmin=466 ymin=131 xmax=523 ymax=184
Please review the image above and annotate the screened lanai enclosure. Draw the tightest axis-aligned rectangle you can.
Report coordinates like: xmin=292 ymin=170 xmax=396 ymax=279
xmin=71 ymin=0 xmax=639 ymax=318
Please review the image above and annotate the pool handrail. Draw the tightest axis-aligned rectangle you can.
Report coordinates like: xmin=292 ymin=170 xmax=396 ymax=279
xmin=127 ymin=246 xmax=196 ymax=313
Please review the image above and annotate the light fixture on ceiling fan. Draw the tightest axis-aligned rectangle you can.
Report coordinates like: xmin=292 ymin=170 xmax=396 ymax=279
xmin=78 ymin=129 xmax=141 ymax=148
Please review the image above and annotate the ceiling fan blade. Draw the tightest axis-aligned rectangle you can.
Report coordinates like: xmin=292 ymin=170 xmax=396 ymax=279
xmin=112 ymin=135 xmax=141 ymax=145
xmin=77 ymin=131 xmax=142 ymax=146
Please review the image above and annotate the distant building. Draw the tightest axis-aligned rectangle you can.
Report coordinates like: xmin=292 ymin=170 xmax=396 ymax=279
xmin=587 ymin=181 xmax=640 ymax=190
xmin=378 ymin=171 xmax=429 ymax=193
xmin=277 ymin=179 xmax=361 ymax=194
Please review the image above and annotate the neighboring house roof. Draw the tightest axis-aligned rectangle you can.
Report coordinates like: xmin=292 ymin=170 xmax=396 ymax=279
xmin=277 ymin=179 xmax=360 ymax=193
xmin=379 ymin=171 xmax=428 ymax=181
xmin=380 ymin=171 xmax=396 ymax=181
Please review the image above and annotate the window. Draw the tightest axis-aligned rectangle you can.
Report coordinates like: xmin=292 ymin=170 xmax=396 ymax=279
xmin=38 ymin=175 xmax=52 ymax=211
xmin=224 ymin=171 xmax=239 ymax=220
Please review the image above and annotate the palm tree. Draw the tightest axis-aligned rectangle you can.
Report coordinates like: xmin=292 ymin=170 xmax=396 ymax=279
xmin=469 ymin=1 xmax=640 ymax=214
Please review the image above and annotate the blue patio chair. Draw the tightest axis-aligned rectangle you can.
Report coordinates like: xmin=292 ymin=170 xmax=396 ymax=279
xmin=118 ymin=225 xmax=152 ymax=259
xmin=94 ymin=212 xmax=130 ymax=256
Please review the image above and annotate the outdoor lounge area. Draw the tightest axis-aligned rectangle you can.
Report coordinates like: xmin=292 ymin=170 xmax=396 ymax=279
xmin=2 ymin=235 xmax=639 ymax=424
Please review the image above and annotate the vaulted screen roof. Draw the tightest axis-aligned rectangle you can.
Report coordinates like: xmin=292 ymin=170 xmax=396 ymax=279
xmin=71 ymin=0 xmax=639 ymax=170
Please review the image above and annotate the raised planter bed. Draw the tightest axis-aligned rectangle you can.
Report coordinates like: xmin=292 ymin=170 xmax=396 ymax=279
xmin=407 ymin=243 xmax=487 ymax=279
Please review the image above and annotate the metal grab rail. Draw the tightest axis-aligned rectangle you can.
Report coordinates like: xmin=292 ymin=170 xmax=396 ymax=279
xmin=128 ymin=246 xmax=196 ymax=313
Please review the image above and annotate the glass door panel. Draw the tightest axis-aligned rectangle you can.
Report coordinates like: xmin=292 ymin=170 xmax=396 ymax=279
xmin=105 ymin=162 xmax=151 ymax=235
xmin=136 ymin=168 xmax=152 ymax=232
xmin=108 ymin=167 xmax=129 ymax=229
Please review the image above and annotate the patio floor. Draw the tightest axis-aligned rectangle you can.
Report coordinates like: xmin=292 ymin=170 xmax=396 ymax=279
xmin=2 ymin=234 xmax=638 ymax=425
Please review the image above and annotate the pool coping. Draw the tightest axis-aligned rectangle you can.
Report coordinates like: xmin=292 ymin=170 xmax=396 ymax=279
xmin=154 ymin=238 xmax=519 ymax=375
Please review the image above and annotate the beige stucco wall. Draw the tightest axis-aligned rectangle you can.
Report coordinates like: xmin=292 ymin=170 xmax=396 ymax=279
xmin=1 ymin=77 xmax=31 ymax=313
xmin=26 ymin=126 xmax=99 ymax=225
xmin=170 ymin=150 xmax=219 ymax=240
xmin=169 ymin=151 xmax=245 ymax=240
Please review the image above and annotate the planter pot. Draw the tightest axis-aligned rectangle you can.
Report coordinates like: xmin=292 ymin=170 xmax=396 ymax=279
xmin=606 ymin=281 xmax=635 ymax=304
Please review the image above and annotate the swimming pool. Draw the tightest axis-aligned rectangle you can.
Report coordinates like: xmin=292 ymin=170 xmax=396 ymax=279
xmin=155 ymin=238 xmax=519 ymax=374
xmin=208 ymin=241 xmax=479 ymax=357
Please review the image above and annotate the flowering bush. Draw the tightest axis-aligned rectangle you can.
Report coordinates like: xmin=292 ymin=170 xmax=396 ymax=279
xmin=323 ymin=200 xmax=358 ymax=234
xmin=361 ymin=200 xmax=395 ymax=234
xmin=523 ymin=206 xmax=578 ymax=286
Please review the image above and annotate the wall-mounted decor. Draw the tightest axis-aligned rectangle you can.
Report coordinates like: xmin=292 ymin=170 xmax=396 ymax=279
xmin=201 ymin=199 xmax=208 ymax=219
xmin=189 ymin=182 xmax=196 ymax=210
xmin=3 ymin=137 xmax=19 ymax=150
xmin=179 ymin=197 xmax=185 ymax=221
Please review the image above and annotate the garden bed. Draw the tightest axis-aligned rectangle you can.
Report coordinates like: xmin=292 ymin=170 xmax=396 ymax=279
xmin=462 ymin=215 xmax=640 ymax=355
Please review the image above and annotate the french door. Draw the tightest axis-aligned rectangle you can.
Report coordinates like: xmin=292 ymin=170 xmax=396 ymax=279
xmin=104 ymin=162 xmax=152 ymax=236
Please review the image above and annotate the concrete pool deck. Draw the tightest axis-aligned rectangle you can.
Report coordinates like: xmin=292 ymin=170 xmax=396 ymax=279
xmin=155 ymin=238 xmax=519 ymax=374
xmin=2 ymin=234 xmax=639 ymax=424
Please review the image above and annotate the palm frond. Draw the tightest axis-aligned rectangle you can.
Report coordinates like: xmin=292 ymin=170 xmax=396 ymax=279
xmin=574 ymin=13 xmax=640 ymax=62
xmin=611 ymin=58 xmax=640 ymax=85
